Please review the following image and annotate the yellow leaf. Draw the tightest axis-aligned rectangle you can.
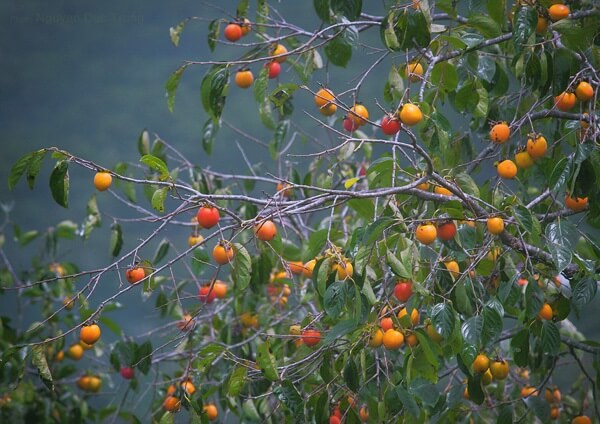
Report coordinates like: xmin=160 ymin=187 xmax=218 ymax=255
xmin=344 ymin=177 xmax=360 ymax=189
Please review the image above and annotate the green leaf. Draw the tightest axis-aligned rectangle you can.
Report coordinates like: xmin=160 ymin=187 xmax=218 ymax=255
xmin=396 ymin=385 xmax=419 ymax=419
xmin=409 ymin=378 xmax=440 ymax=407
xmin=461 ymin=315 xmax=483 ymax=347
xmin=169 ymin=18 xmax=189 ymax=47
xmin=348 ymin=199 xmax=374 ymax=220
xmin=323 ymin=319 xmax=357 ymax=345
xmin=324 ymin=34 xmax=352 ymax=67
xmin=227 ymin=366 xmax=248 ymax=396
xmin=275 ymin=380 xmax=305 ymax=422
xmin=430 ymin=303 xmax=455 ymax=339
xmin=540 ymin=321 xmax=560 ymax=356
xmin=324 ymin=281 xmax=347 ymax=318
xmin=343 ymin=358 xmax=359 ymax=392
xmin=110 ymin=223 xmax=123 ymax=257
xmin=201 ymin=118 xmax=219 ymax=155
xmin=256 ymin=341 xmax=279 ymax=381
xmin=572 ymin=276 xmax=598 ymax=309
xmin=481 ymin=305 xmax=502 ymax=346
xmin=140 ymin=155 xmax=169 ymax=181
xmin=512 ymin=6 xmax=537 ymax=55
xmin=467 ymin=374 xmax=484 ymax=405
xmin=486 ymin=0 xmax=505 ymax=27
xmin=525 ymin=394 xmax=551 ymax=422
xmin=468 ymin=14 xmax=501 ymax=38
xmin=165 ymin=64 xmax=189 ymax=113
xmin=32 ymin=345 xmax=53 ymax=390
xmin=232 ymin=243 xmax=252 ymax=291
xmin=99 ymin=316 xmax=122 ymax=336
xmin=135 ymin=341 xmax=152 ymax=374
xmin=159 ymin=412 xmax=174 ymax=424
xmin=207 ymin=19 xmax=220 ymax=52
xmin=453 ymin=172 xmax=480 ymax=197
xmin=380 ymin=9 xmax=431 ymax=51
xmin=386 ymin=249 xmax=411 ymax=279
xmin=313 ymin=0 xmax=331 ymax=22
xmin=153 ymin=238 xmax=170 ymax=264
xmin=331 ymin=0 xmax=362 ymax=21
xmin=511 ymin=329 xmax=529 ymax=367
xmin=49 ymin=161 xmax=69 ymax=208
xmin=431 ymin=62 xmax=458 ymax=92
xmin=200 ymin=65 xmax=229 ymax=122
xmin=552 ymin=48 xmax=579 ymax=94
xmin=304 ymin=229 xmax=328 ymax=261
xmin=545 ymin=220 xmax=577 ymax=272
xmin=8 ymin=149 xmax=47 ymax=190
xmin=151 ymin=187 xmax=168 ymax=213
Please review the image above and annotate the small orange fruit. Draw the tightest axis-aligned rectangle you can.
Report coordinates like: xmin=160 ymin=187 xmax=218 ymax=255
xmin=444 ymin=260 xmax=460 ymax=278
xmin=382 ymin=329 xmax=404 ymax=350
xmin=397 ymin=307 xmax=420 ymax=326
xmin=538 ymin=303 xmax=553 ymax=320
xmin=212 ymin=280 xmax=228 ymax=299
xmin=359 ymin=406 xmax=369 ymax=422
xmin=434 ymin=186 xmax=453 ymax=196
xmin=490 ymin=122 xmax=510 ymax=143
xmin=314 ymin=88 xmax=336 ymax=108
xmin=497 ymin=159 xmax=517 ymax=179
xmin=176 ymin=314 xmax=195 ymax=331
xmin=490 ymin=359 xmax=509 ymax=380
xmin=398 ymin=103 xmax=423 ymax=126
xmin=520 ymin=386 xmax=538 ymax=398
xmin=369 ymin=328 xmax=384 ymax=347
xmin=548 ymin=4 xmax=570 ymax=21
xmin=425 ymin=323 xmax=443 ymax=342
xmin=80 ymin=323 xmax=101 ymax=345
xmin=276 ymin=182 xmax=292 ymax=197
xmin=255 ymin=220 xmax=277 ymax=241
xmin=223 ymin=23 xmax=242 ymax=42
xmin=348 ymin=103 xmax=369 ymax=126
xmin=527 ymin=135 xmax=547 ymax=159
xmin=288 ymin=261 xmax=305 ymax=275
xmin=437 ymin=221 xmax=457 ymax=241
xmin=487 ymin=217 xmax=504 ymax=235
xmin=213 ymin=243 xmax=234 ymax=265
xmin=203 ymin=404 xmax=218 ymax=421
xmin=536 ymin=16 xmax=548 ymax=34
xmin=303 ymin=259 xmax=316 ymax=278
xmin=404 ymin=62 xmax=424 ymax=83
xmin=126 ymin=267 xmax=145 ymax=284
xmin=406 ymin=332 xmax=419 ymax=347
xmin=515 ymin=150 xmax=534 ymax=169
xmin=550 ymin=407 xmax=559 ymax=420
xmin=565 ymin=194 xmax=588 ymax=212
xmin=473 ymin=354 xmax=490 ymax=373
xmin=235 ymin=69 xmax=254 ymax=89
xmin=188 ymin=234 xmax=204 ymax=247
xmin=93 ymin=171 xmax=112 ymax=191
xmin=271 ymin=44 xmax=288 ymax=63
xmin=415 ymin=223 xmax=437 ymax=245
xmin=67 ymin=343 xmax=84 ymax=360
xmin=181 ymin=380 xmax=196 ymax=395
xmin=554 ymin=91 xmax=576 ymax=111
xmin=575 ymin=81 xmax=594 ymax=102
xmin=333 ymin=261 xmax=353 ymax=280
xmin=163 ymin=396 xmax=181 ymax=412
xmin=572 ymin=416 xmax=592 ymax=424
xmin=482 ymin=369 xmax=493 ymax=385
xmin=380 ymin=317 xmax=394 ymax=332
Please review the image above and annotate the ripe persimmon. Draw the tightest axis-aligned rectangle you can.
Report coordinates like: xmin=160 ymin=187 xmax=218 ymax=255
xmin=126 ymin=267 xmax=145 ymax=284
xmin=490 ymin=359 xmax=509 ymax=380
xmin=527 ymin=134 xmax=547 ymax=159
xmin=163 ymin=396 xmax=181 ymax=412
xmin=234 ymin=69 xmax=254 ymax=88
xmin=497 ymin=159 xmax=518 ymax=179
xmin=415 ymin=223 xmax=437 ymax=245
xmin=223 ymin=23 xmax=242 ymax=41
xmin=93 ymin=171 xmax=112 ymax=191
xmin=515 ymin=150 xmax=534 ymax=169
xmin=398 ymin=103 xmax=423 ymax=126
xmin=487 ymin=217 xmax=504 ymax=235
xmin=404 ymin=62 xmax=423 ymax=82
xmin=548 ymin=4 xmax=569 ymax=21
xmin=565 ymin=194 xmax=588 ymax=212
xmin=473 ymin=354 xmax=490 ymax=373
xmin=394 ymin=280 xmax=413 ymax=302
xmin=490 ymin=122 xmax=510 ymax=143
xmin=255 ymin=220 xmax=277 ymax=241
xmin=301 ymin=328 xmax=321 ymax=347
xmin=271 ymin=44 xmax=288 ymax=63
xmin=554 ymin=91 xmax=576 ymax=111
xmin=437 ymin=221 xmax=457 ymax=241
xmin=348 ymin=103 xmax=369 ymax=126
xmin=382 ymin=329 xmax=404 ymax=349
xmin=213 ymin=242 xmax=234 ymax=265
xmin=368 ymin=328 xmax=384 ymax=347
xmin=203 ymin=404 xmax=218 ymax=421
xmin=575 ymin=81 xmax=594 ymax=101
xmin=80 ymin=323 xmax=101 ymax=345
xmin=197 ymin=206 xmax=220 ymax=229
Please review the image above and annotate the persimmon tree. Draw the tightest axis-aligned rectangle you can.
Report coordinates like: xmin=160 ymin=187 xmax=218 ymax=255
xmin=2 ymin=0 xmax=600 ymax=423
